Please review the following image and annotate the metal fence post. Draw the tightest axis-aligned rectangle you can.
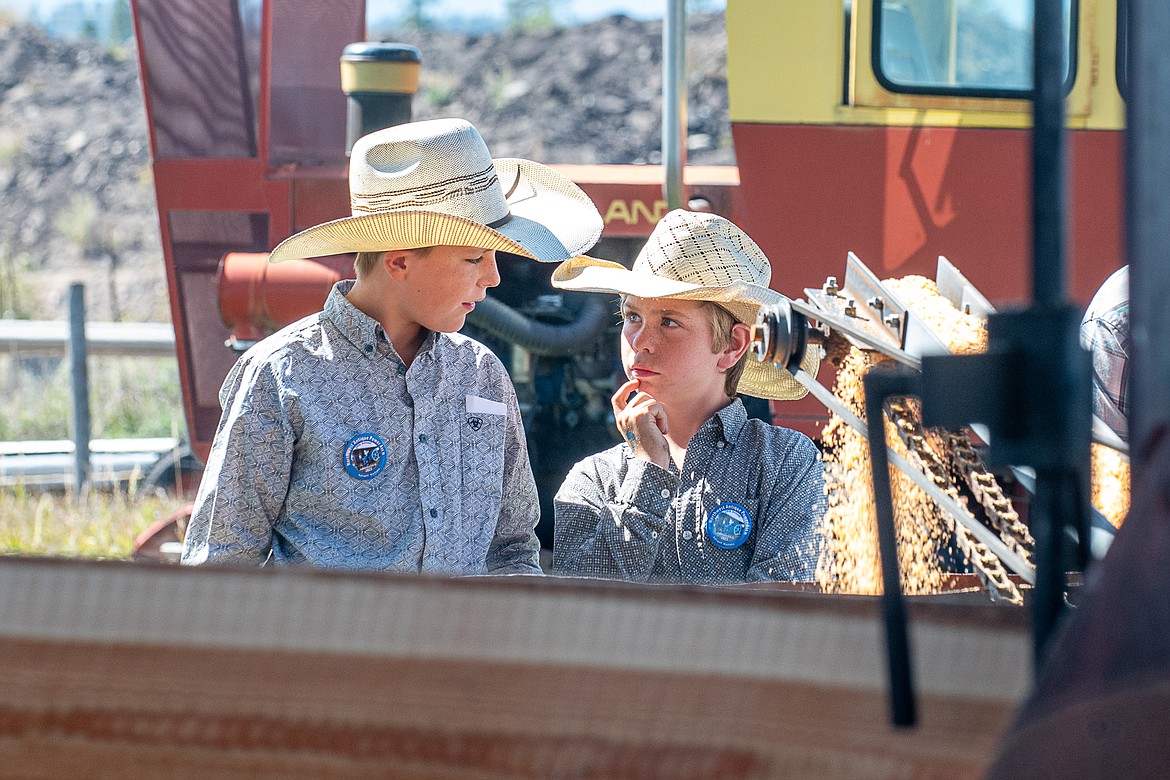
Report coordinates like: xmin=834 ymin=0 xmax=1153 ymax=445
xmin=68 ymin=284 xmax=91 ymax=492
xmin=662 ymin=0 xmax=687 ymax=210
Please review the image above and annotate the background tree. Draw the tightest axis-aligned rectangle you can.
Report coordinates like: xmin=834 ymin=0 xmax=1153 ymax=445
xmin=505 ymin=0 xmax=561 ymax=32
xmin=108 ymin=0 xmax=133 ymax=47
xmin=403 ymin=0 xmax=432 ymax=30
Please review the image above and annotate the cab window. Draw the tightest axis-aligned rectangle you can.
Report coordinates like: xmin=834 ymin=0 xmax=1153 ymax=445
xmin=873 ymin=0 xmax=1076 ymax=97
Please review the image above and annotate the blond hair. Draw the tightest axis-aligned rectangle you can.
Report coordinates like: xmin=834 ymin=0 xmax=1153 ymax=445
xmin=353 ymin=247 xmax=434 ymax=278
xmin=700 ymin=301 xmax=748 ymax=397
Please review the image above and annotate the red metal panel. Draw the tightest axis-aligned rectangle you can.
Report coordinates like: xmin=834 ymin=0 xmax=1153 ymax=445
xmin=153 ymin=159 xmax=273 ymax=211
xmin=551 ymin=164 xmax=746 ymax=239
xmin=731 ymin=122 xmax=1125 ymax=307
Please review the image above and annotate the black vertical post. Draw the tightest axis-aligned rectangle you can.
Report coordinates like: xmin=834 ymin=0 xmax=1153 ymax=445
xmin=68 ymin=283 xmax=91 ymax=493
xmin=1126 ymin=0 xmax=1170 ymax=482
xmin=863 ymin=367 xmax=920 ymax=727
xmin=1032 ymin=0 xmax=1065 ymax=307
xmin=1030 ymin=0 xmax=1071 ymax=664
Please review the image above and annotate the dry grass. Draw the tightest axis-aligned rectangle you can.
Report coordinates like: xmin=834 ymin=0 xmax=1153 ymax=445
xmin=0 ymin=353 xmax=184 ymax=441
xmin=0 ymin=483 xmax=185 ymax=559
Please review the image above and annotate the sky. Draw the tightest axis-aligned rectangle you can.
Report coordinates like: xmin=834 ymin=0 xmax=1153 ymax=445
xmin=0 ymin=0 xmax=710 ymax=24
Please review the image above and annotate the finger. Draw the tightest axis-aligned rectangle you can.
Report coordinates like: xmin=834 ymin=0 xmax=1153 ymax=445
xmin=611 ymin=379 xmax=641 ymax=411
xmin=650 ymin=403 xmax=669 ymax=435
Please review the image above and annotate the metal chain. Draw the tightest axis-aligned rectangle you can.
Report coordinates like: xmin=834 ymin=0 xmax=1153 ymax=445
xmin=887 ymin=400 xmax=1024 ymax=605
xmin=941 ymin=431 xmax=1037 ymax=568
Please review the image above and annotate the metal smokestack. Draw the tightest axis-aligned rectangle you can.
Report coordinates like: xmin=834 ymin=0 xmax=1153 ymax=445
xmin=340 ymin=42 xmax=421 ymax=154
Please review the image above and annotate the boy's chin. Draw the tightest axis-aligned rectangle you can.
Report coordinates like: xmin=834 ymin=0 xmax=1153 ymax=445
xmin=434 ymin=315 xmax=468 ymax=334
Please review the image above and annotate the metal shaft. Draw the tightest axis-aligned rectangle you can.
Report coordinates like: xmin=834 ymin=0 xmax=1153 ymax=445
xmin=1031 ymin=0 xmax=1066 ymax=306
xmin=68 ymin=283 xmax=91 ymax=493
xmin=863 ymin=368 xmax=918 ymax=728
xmin=662 ymin=0 xmax=687 ymax=210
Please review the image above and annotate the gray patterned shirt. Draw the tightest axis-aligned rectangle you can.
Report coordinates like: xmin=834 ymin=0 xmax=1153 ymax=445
xmin=1080 ymin=265 xmax=1129 ymax=443
xmin=182 ymin=280 xmax=541 ymax=575
xmin=552 ymin=399 xmax=825 ymax=583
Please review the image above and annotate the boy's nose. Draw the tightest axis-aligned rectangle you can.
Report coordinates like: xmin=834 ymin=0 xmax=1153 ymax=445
xmin=481 ymin=251 xmax=501 ymax=288
xmin=628 ymin=325 xmax=652 ymax=352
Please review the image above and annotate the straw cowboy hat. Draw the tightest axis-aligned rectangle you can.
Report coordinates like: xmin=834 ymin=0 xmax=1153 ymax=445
xmin=551 ymin=209 xmax=820 ymax=401
xmin=268 ymin=118 xmax=603 ymax=264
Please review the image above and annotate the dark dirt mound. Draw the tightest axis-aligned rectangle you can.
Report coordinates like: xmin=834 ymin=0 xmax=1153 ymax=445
xmin=0 ymin=14 xmax=730 ymax=321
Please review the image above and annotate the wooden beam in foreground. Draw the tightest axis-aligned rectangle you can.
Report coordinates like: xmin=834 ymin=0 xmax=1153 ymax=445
xmin=0 ymin=558 xmax=1030 ymax=778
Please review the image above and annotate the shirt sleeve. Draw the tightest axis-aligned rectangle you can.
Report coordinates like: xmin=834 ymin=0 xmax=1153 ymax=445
xmin=181 ymin=355 xmax=295 ymax=566
xmin=1081 ymin=308 xmax=1130 ymax=443
xmin=746 ymin=433 xmax=826 ymax=582
xmin=483 ymin=375 xmax=543 ymax=575
xmin=552 ymin=454 xmax=681 ymax=582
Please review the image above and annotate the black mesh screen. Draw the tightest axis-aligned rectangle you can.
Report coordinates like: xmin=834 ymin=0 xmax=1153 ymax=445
xmin=136 ymin=0 xmax=258 ymax=159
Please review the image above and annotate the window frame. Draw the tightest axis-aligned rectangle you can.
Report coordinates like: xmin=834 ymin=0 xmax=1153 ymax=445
xmin=870 ymin=0 xmax=1080 ymax=100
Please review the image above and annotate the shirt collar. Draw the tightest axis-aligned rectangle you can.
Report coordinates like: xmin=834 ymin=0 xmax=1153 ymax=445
xmin=323 ymin=279 xmax=438 ymax=363
xmin=705 ymin=397 xmax=748 ymax=446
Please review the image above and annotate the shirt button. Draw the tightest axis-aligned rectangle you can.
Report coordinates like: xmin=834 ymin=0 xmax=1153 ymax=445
xmin=716 ymin=441 xmax=726 ymax=449
xmin=364 ymin=344 xmax=374 ymax=354
xmin=660 ymin=488 xmax=671 ymax=499
xmin=429 ymin=508 xmax=438 ymax=518
xmin=419 ymin=434 xmax=428 ymax=443
xmin=651 ymin=530 xmax=658 ymax=539
xmin=682 ymin=530 xmax=693 ymax=540
xmin=397 ymin=364 xmax=407 ymax=376
xmin=405 ymin=397 xmax=414 ymax=408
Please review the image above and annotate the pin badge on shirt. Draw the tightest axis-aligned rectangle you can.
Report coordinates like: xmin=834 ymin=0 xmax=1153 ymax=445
xmin=705 ymin=501 xmax=753 ymax=549
xmin=343 ymin=433 xmax=387 ymax=480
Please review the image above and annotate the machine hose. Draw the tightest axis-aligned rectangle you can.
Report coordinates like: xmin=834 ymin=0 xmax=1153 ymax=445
xmin=466 ymin=294 xmax=614 ymax=357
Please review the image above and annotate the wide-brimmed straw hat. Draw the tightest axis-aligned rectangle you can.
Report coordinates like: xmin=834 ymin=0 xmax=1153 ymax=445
xmin=268 ymin=118 xmax=602 ymax=264
xmin=551 ymin=209 xmax=820 ymax=401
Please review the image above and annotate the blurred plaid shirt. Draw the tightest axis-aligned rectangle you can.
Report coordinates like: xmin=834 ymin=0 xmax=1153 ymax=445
xmin=1080 ymin=266 xmax=1130 ymax=443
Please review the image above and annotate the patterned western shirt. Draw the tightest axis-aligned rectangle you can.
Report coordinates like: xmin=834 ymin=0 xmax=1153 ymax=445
xmin=552 ymin=399 xmax=825 ymax=583
xmin=1080 ymin=266 xmax=1130 ymax=443
xmin=182 ymin=280 xmax=541 ymax=574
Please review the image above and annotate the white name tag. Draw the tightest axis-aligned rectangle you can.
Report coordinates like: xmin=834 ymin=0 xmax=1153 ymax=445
xmin=465 ymin=394 xmax=507 ymax=417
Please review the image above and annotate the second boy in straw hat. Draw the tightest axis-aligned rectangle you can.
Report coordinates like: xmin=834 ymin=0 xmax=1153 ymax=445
xmin=182 ymin=118 xmax=602 ymax=574
xmin=550 ymin=209 xmax=824 ymax=583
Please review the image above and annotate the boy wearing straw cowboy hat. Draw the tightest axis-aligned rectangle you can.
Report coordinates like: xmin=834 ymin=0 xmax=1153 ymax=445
xmin=182 ymin=118 xmax=602 ymax=573
xmin=550 ymin=209 xmax=824 ymax=583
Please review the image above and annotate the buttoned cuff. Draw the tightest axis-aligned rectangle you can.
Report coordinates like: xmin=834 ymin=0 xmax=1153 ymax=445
xmin=616 ymin=458 xmax=680 ymax=519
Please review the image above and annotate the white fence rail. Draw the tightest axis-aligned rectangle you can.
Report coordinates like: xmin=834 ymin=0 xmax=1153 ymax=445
xmin=0 ymin=319 xmax=175 ymax=356
xmin=0 ymin=438 xmax=184 ymax=489
xmin=1 ymin=288 xmax=182 ymax=489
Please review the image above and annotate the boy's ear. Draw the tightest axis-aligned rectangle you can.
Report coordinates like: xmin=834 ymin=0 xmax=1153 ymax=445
xmin=382 ymin=250 xmax=412 ymax=280
xmin=717 ymin=322 xmax=752 ymax=371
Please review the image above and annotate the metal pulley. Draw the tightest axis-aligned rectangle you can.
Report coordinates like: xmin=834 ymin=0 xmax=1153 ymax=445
xmin=750 ymin=297 xmax=816 ymax=372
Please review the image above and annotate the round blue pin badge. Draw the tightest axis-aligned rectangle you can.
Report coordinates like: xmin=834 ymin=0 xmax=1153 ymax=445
xmin=704 ymin=501 xmax=753 ymax=550
xmin=343 ymin=433 xmax=387 ymax=480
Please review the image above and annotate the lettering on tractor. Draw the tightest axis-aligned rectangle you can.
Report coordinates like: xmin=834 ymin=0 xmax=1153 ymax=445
xmin=603 ymin=198 xmax=669 ymax=226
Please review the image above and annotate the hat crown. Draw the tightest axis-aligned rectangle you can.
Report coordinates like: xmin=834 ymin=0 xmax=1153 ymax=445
xmin=634 ymin=210 xmax=772 ymax=288
xmin=348 ymin=118 xmax=511 ymax=226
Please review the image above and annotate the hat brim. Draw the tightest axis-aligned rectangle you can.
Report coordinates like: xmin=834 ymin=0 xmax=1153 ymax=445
xmin=552 ymin=256 xmax=821 ymax=401
xmin=268 ymin=158 xmax=602 ymax=264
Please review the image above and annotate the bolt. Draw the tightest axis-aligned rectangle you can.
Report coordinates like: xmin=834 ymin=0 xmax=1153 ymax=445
xmin=750 ymin=324 xmax=768 ymax=361
xmin=884 ymin=312 xmax=902 ymax=331
xmin=844 ymin=298 xmax=857 ymax=317
xmin=867 ymin=296 xmax=884 ymax=312
xmin=823 ymin=276 xmax=839 ymax=295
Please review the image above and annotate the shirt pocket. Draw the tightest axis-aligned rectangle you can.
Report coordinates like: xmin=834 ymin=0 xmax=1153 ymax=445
xmin=459 ymin=411 xmax=507 ymax=499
